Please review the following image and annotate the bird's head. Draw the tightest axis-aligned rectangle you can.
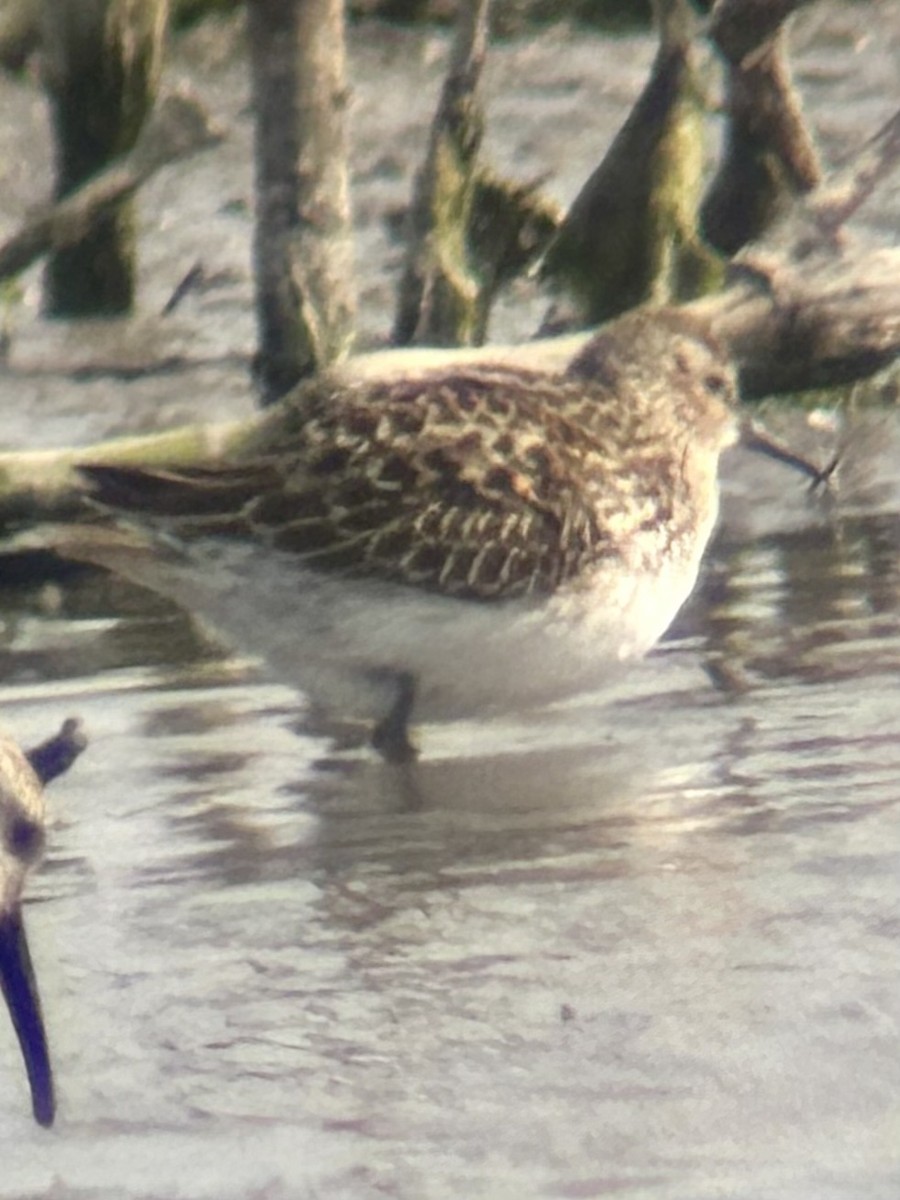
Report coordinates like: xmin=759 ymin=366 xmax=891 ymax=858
xmin=566 ymin=306 xmax=740 ymax=452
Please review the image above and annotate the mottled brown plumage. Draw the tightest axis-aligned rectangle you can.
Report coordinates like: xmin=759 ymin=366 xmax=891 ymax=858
xmin=81 ymin=308 xmax=736 ymax=602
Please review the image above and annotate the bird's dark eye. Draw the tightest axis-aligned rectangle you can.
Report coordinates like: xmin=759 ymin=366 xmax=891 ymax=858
xmin=5 ymin=815 xmax=45 ymax=863
xmin=705 ymin=372 xmax=729 ymax=396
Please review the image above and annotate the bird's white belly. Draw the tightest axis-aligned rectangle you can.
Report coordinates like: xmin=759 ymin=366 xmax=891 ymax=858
xmin=142 ymin=535 xmax=707 ymax=724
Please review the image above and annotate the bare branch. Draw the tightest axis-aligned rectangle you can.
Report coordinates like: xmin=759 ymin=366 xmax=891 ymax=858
xmin=0 ymin=90 xmax=222 ymax=284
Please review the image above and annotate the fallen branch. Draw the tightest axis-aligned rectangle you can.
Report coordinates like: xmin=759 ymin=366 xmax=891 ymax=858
xmin=697 ymin=107 xmax=900 ymax=393
xmin=0 ymin=90 xmax=223 ymax=284
xmin=0 ymin=418 xmax=255 ymax=526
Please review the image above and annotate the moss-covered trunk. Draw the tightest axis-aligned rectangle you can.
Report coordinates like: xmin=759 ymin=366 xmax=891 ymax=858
xmin=392 ymin=0 xmax=491 ymax=346
xmin=537 ymin=0 xmax=720 ymax=329
xmin=41 ymin=0 xmax=169 ymax=316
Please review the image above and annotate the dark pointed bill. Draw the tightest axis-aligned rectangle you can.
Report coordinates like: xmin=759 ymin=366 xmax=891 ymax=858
xmin=0 ymin=906 xmax=55 ymax=1127
xmin=739 ymin=418 xmax=839 ymax=489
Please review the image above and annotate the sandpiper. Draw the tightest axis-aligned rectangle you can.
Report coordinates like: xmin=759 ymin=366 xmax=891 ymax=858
xmin=60 ymin=306 xmax=797 ymax=759
xmin=1 ymin=732 xmax=54 ymax=1126
xmin=1 ymin=718 xmax=84 ymax=1126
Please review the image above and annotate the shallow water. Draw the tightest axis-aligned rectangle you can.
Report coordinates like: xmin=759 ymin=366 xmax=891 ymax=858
xmin=1 ymin=5 xmax=900 ymax=1198
xmin=1 ymin=420 xmax=900 ymax=1190
xmin=2 ymin=418 xmax=900 ymax=1199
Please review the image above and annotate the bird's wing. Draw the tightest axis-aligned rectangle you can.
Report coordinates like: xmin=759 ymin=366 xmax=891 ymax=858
xmin=81 ymin=368 xmax=623 ymax=601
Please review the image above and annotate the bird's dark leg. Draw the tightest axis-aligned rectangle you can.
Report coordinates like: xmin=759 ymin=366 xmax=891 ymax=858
xmin=0 ymin=908 xmax=54 ymax=1127
xmin=371 ymin=671 xmax=419 ymax=763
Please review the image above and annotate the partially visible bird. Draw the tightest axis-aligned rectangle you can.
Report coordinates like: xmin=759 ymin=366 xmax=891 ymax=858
xmin=47 ymin=307 xmax=812 ymax=760
xmin=1 ymin=737 xmax=53 ymax=1127
xmin=0 ymin=717 xmax=84 ymax=1128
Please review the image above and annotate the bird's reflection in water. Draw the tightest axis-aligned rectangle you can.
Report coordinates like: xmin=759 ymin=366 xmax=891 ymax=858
xmin=134 ymin=666 xmax=730 ymax=908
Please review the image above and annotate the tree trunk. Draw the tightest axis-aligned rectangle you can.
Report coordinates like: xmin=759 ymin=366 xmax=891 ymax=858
xmin=392 ymin=0 xmax=491 ymax=346
xmin=537 ymin=0 xmax=718 ymax=331
xmin=701 ymin=0 xmax=821 ymax=254
xmin=247 ymin=0 xmax=356 ymax=404
xmin=40 ymin=0 xmax=169 ymax=316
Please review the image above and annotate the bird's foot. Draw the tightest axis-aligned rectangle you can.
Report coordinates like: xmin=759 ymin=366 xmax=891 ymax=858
xmin=370 ymin=671 xmax=419 ymax=764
